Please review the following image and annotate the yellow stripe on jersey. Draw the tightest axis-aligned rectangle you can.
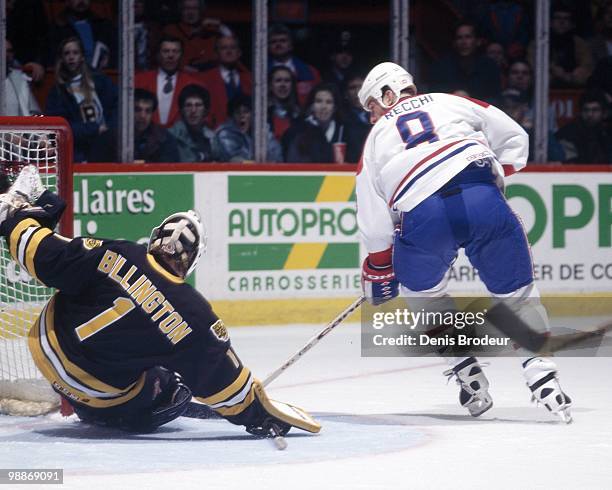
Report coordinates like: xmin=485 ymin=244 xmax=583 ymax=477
xmin=146 ymin=254 xmax=184 ymax=284
xmin=28 ymin=310 xmax=146 ymax=408
xmin=197 ymin=366 xmax=250 ymax=406
xmin=43 ymin=297 xmax=140 ymax=394
xmin=24 ymin=228 xmax=52 ymax=279
xmin=213 ymin=384 xmax=256 ymax=416
xmin=9 ymin=218 xmax=40 ymax=261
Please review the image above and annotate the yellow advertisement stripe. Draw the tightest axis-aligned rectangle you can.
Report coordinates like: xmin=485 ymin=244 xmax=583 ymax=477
xmin=25 ymin=228 xmax=52 ymax=280
xmin=284 ymin=242 xmax=327 ymax=269
xmin=315 ymin=175 xmax=355 ymax=202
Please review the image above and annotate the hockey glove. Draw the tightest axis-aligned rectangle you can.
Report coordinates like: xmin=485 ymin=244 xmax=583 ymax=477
xmin=361 ymin=248 xmax=399 ymax=305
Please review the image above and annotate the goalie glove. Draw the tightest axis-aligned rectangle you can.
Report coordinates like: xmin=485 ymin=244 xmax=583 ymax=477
xmin=361 ymin=248 xmax=399 ymax=305
xmin=225 ymin=379 xmax=321 ymax=436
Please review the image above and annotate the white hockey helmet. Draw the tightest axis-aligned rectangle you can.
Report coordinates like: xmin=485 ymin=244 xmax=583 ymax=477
xmin=148 ymin=210 xmax=207 ymax=279
xmin=358 ymin=62 xmax=414 ymax=111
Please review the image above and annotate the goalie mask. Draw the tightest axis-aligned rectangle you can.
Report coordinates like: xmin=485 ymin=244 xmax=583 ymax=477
xmin=148 ymin=210 xmax=207 ymax=279
xmin=358 ymin=62 xmax=414 ymax=111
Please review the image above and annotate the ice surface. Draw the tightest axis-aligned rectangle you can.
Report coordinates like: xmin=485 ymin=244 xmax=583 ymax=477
xmin=1 ymin=321 xmax=611 ymax=490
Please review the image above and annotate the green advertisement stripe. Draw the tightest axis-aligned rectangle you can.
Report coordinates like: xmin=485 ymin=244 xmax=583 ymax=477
xmin=348 ymin=187 xmax=356 ymax=202
xmin=229 ymin=244 xmax=292 ymax=271
xmin=229 ymin=243 xmax=360 ymax=271
xmin=229 ymin=175 xmax=324 ymax=202
xmin=318 ymin=243 xmax=360 ymax=268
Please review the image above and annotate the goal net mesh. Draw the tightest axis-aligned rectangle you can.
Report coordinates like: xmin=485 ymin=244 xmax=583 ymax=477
xmin=0 ymin=127 xmax=66 ymax=415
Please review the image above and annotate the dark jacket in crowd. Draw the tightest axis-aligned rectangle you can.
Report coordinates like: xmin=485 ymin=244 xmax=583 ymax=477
xmin=214 ymin=120 xmax=282 ymax=162
xmin=45 ymin=72 xmax=118 ymax=162
xmin=343 ymin=106 xmax=371 ymax=163
xmin=428 ymin=53 xmax=501 ymax=103
xmin=169 ymin=120 xmax=220 ymax=162
xmin=135 ymin=124 xmax=180 ymax=163
xmin=282 ymin=116 xmax=345 ymax=163
xmin=556 ymin=120 xmax=612 ymax=164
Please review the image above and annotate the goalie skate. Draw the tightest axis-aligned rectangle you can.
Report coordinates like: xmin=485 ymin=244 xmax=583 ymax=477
xmin=7 ymin=164 xmax=45 ymax=203
xmin=445 ymin=357 xmax=493 ymax=417
xmin=523 ymin=358 xmax=572 ymax=423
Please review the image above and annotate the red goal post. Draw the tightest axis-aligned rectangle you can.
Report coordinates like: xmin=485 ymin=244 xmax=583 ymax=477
xmin=0 ymin=116 xmax=74 ymax=236
xmin=0 ymin=116 xmax=74 ymax=415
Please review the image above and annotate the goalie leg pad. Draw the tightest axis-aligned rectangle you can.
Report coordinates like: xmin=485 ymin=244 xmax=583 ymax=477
xmin=71 ymin=367 xmax=191 ymax=433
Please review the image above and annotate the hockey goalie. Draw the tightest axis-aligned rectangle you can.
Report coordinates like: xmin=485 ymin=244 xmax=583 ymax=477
xmin=0 ymin=165 xmax=320 ymax=439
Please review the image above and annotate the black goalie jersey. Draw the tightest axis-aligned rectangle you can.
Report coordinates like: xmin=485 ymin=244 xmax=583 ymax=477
xmin=1 ymin=206 xmax=252 ymax=415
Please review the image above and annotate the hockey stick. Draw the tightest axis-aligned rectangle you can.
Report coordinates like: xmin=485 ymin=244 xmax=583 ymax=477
xmin=182 ymin=297 xmax=366 ymax=424
xmin=485 ymin=302 xmax=612 ymax=354
xmin=262 ymin=296 xmax=366 ymax=387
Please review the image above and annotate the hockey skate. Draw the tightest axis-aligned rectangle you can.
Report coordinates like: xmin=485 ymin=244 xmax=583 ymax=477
xmin=523 ymin=357 xmax=572 ymax=423
xmin=444 ymin=357 xmax=493 ymax=417
xmin=8 ymin=165 xmax=45 ymax=203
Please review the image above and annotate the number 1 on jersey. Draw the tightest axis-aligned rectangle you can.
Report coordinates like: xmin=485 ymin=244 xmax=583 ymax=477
xmin=75 ymin=297 xmax=136 ymax=342
xmin=395 ymin=111 xmax=439 ymax=149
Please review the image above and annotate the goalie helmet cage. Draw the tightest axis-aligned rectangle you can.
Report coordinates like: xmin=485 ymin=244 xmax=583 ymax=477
xmin=0 ymin=116 xmax=73 ymax=415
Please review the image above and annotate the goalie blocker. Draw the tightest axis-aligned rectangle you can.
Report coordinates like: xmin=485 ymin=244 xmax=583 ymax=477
xmin=0 ymin=165 xmax=320 ymax=436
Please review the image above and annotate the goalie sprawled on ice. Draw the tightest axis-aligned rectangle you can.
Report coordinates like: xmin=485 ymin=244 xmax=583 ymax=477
xmin=0 ymin=165 xmax=320 ymax=440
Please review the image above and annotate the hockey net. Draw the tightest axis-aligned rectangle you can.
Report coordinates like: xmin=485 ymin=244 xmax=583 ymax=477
xmin=0 ymin=117 xmax=73 ymax=415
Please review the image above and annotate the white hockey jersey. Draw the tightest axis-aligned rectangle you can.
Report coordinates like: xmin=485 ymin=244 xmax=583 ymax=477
xmin=356 ymin=93 xmax=529 ymax=254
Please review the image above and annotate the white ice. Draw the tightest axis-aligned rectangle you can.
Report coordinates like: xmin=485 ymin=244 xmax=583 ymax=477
xmin=1 ymin=320 xmax=612 ymax=490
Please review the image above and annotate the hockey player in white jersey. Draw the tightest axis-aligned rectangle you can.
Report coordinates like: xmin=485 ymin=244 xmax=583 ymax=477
xmin=357 ymin=62 xmax=572 ymax=422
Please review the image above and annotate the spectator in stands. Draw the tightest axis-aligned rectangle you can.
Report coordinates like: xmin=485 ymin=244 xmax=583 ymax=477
xmin=588 ymin=56 xmax=612 ymax=105
xmin=134 ymin=0 xmax=162 ymax=70
xmin=323 ymin=31 xmax=357 ymax=89
xmin=341 ymin=74 xmax=370 ymax=163
xmin=500 ymin=88 xmax=565 ymax=162
xmin=528 ymin=3 xmax=593 ymax=88
xmin=200 ymin=35 xmax=252 ymax=129
xmin=4 ymin=39 xmax=41 ymax=116
xmin=135 ymin=35 xmax=204 ymax=128
xmin=590 ymin=1 xmax=612 ymax=62
xmin=46 ymin=37 xmax=117 ymax=162
xmin=486 ymin=42 xmax=509 ymax=87
xmin=282 ymin=83 xmax=345 ymax=163
xmin=163 ymin=0 xmax=232 ymax=72
xmin=477 ymin=0 xmax=530 ymax=61
xmin=6 ymin=0 xmax=47 ymax=82
xmin=506 ymin=60 xmax=533 ymax=98
xmin=556 ymin=90 xmax=612 ymax=163
xmin=169 ymin=84 xmax=219 ymax=162
xmin=214 ymin=95 xmax=282 ymax=162
xmin=267 ymin=66 xmax=301 ymax=142
xmin=134 ymin=88 xmax=180 ymax=163
xmin=49 ymin=0 xmax=116 ymax=70
xmin=429 ymin=21 xmax=501 ymax=103
xmin=268 ymin=23 xmax=321 ymax=107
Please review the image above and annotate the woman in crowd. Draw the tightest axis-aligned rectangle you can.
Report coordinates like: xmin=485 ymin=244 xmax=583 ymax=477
xmin=267 ymin=66 xmax=301 ymax=142
xmin=46 ymin=37 xmax=117 ymax=162
xmin=282 ymin=82 xmax=345 ymax=163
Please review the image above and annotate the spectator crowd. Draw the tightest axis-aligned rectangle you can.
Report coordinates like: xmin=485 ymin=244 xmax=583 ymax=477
xmin=4 ymin=0 xmax=612 ymax=164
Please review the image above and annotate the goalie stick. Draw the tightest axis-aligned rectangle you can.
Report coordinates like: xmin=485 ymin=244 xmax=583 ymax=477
xmin=182 ymin=297 xmax=367 ymax=445
xmin=262 ymin=296 xmax=366 ymax=387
